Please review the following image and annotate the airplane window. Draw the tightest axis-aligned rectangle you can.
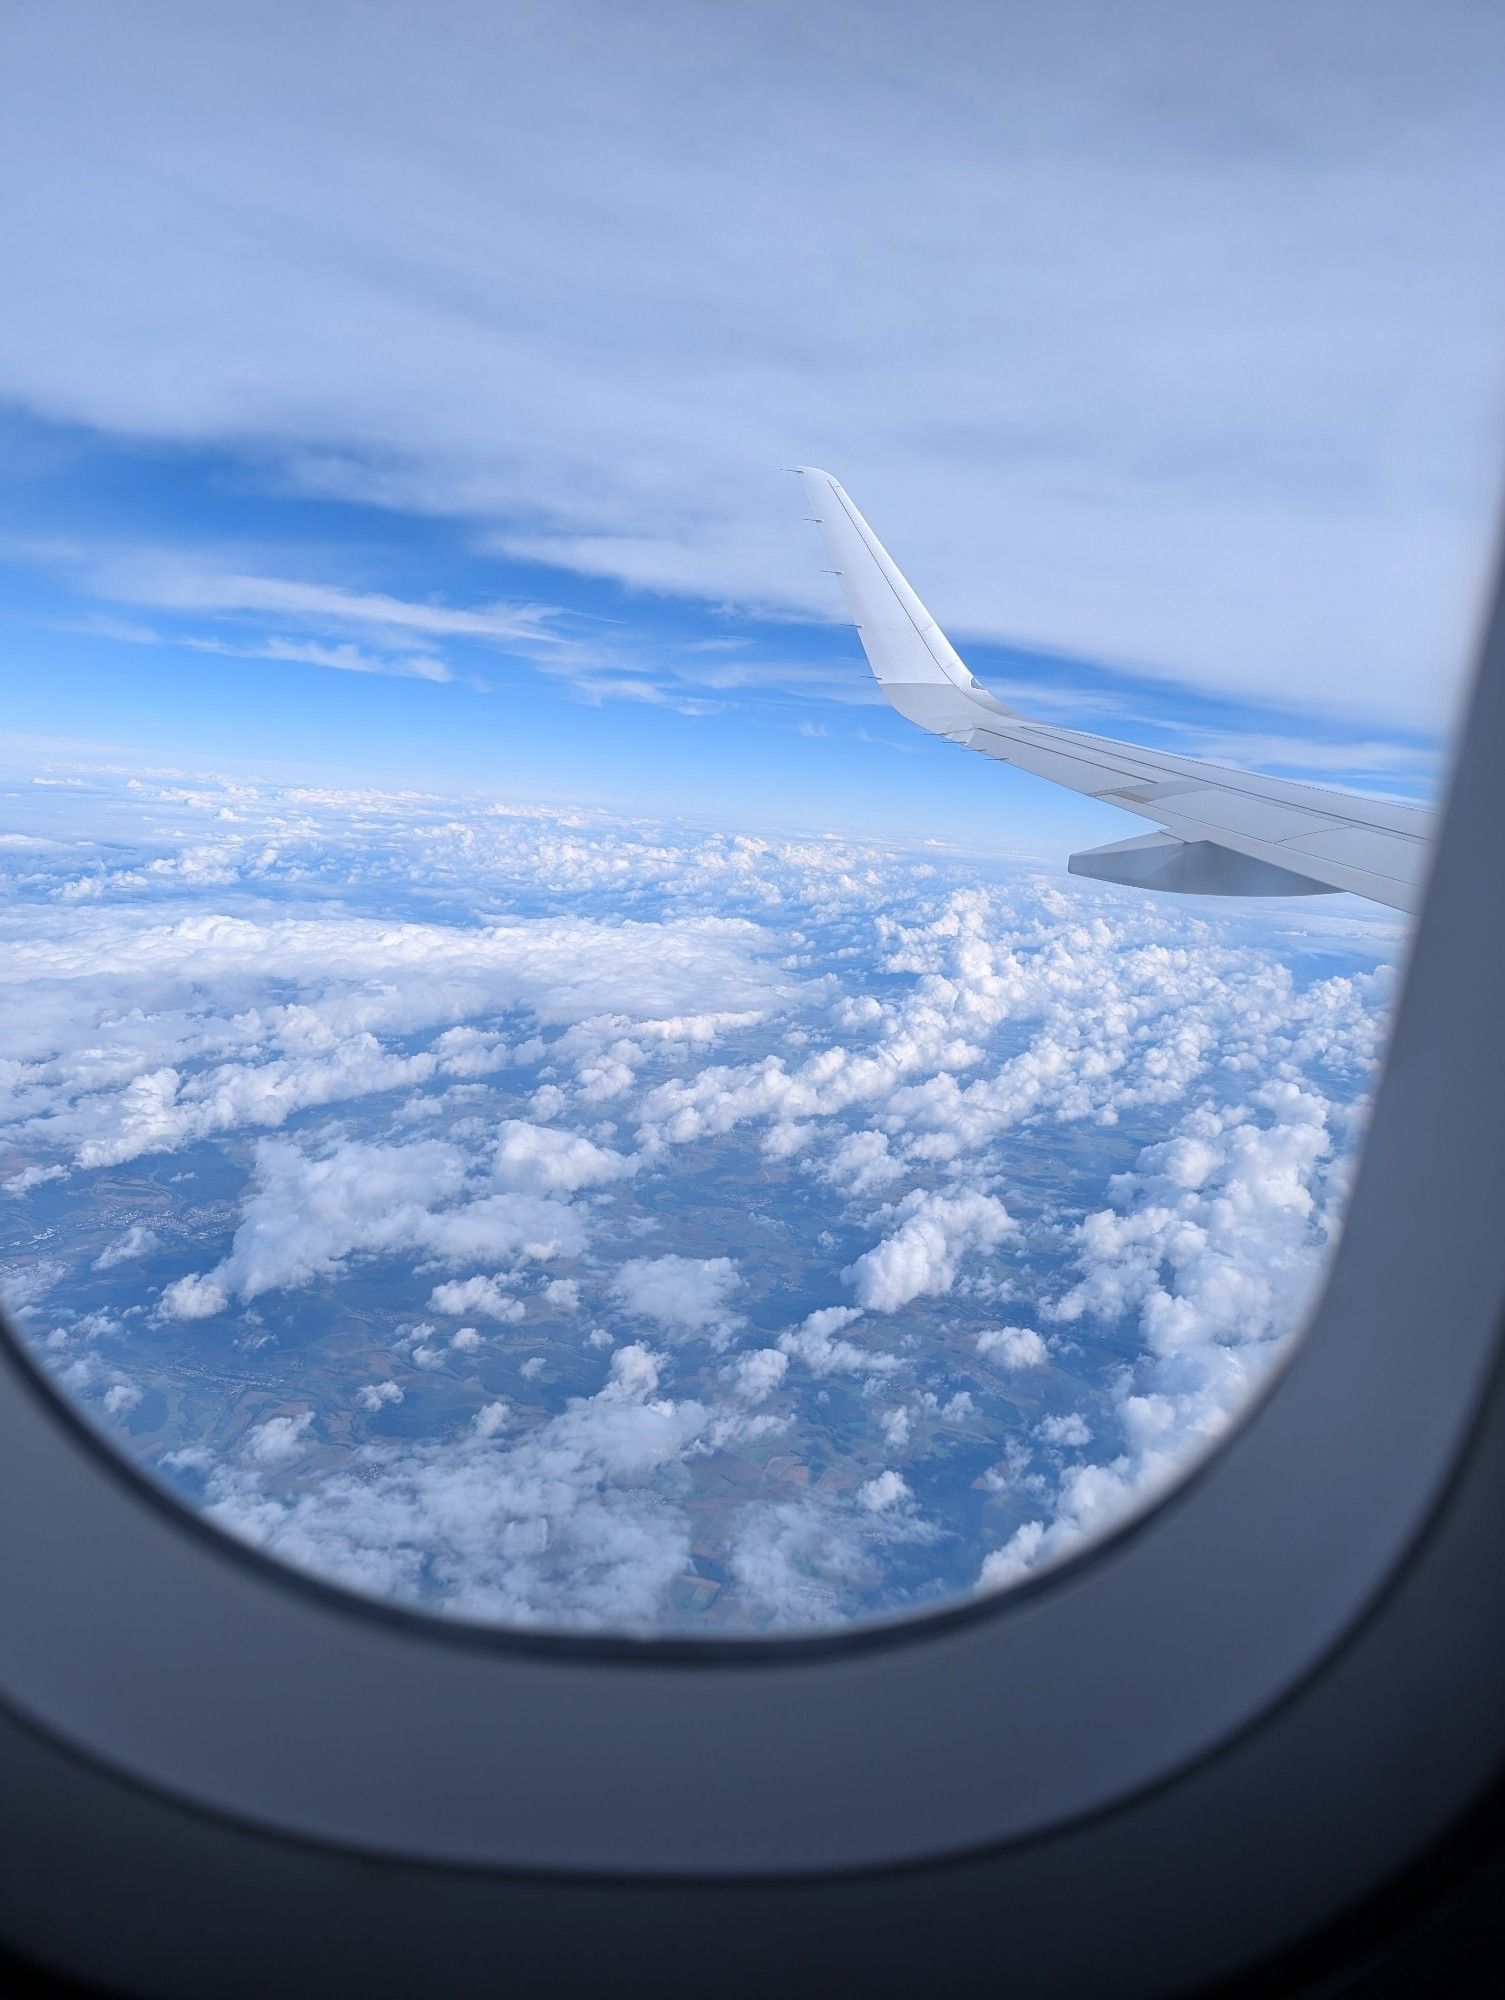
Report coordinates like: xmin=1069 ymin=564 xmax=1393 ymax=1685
xmin=2 ymin=2 xmax=1503 ymax=1639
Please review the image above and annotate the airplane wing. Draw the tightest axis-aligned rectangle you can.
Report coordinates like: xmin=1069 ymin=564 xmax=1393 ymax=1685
xmin=797 ymin=468 xmax=1433 ymax=913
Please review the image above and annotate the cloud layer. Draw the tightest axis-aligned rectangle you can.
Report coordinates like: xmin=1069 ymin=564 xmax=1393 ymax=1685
xmin=1 ymin=767 xmax=1401 ymax=1629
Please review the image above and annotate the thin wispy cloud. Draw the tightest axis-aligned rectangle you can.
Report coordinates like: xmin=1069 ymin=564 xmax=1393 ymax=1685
xmin=185 ymin=636 xmax=454 ymax=684
xmin=84 ymin=554 xmax=564 ymax=647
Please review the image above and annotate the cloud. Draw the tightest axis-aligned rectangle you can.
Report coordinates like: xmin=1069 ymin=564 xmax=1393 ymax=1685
xmin=778 ymin=1305 xmax=901 ymax=1378
xmin=492 ymin=1119 xmax=635 ymax=1193
xmin=160 ymin=1133 xmax=585 ymax=1314
xmin=844 ymin=1189 xmax=1015 ymax=1313
xmin=356 ymin=1380 xmax=404 ymax=1411
xmin=609 ymin=1254 xmax=744 ymax=1343
xmin=977 ymin=1325 xmax=1048 ymax=1370
xmin=427 ymin=1275 xmax=524 ymax=1322
xmin=243 ymin=1410 xmax=313 ymax=1464
xmin=160 ymin=1272 xmax=227 ymax=1320
xmin=84 ymin=559 xmax=562 ymax=646
xmin=5 ymin=841 xmax=795 ymax=1174
xmin=187 ymin=635 xmax=455 ymax=683
xmin=857 ymin=1469 xmax=909 ymax=1512
xmin=1038 ymin=1412 xmax=1092 ymax=1450
xmin=975 ymin=1076 xmax=1361 ymax=1592
xmin=5 ymin=1163 xmax=67 ymax=1194
xmin=725 ymin=1347 xmax=788 ymax=1401
xmin=4 ymin=4 xmax=1503 ymax=725
xmin=197 ymin=1341 xmax=716 ymax=1628
xmin=94 ymin=1222 xmax=162 ymax=1269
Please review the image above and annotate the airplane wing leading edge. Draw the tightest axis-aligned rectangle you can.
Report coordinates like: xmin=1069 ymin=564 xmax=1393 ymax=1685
xmin=797 ymin=468 xmax=1432 ymax=914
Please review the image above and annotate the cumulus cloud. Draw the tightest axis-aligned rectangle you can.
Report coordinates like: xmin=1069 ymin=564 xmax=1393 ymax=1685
xmin=975 ymin=1075 xmax=1362 ymax=1594
xmin=977 ymin=1325 xmax=1048 ymax=1370
xmin=356 ymin=1380 xmax=404 ymax=1411
xmin=94 ymin=1222 xmax=162 ymax=1269
xmin=609 ymin=1255 xmax=744 ymax=1343
xmin=491 ymin=1119 xmax=635 ymax=1193
xmin=160 ymin=1271 xmax=228 ymax=1321
xmin=844 ymin=1189 xmax=1015 ymax=1313
xmin=1038 ymin=1412 xmax=1093 ymax=1451
xmin=199 ymin=1341 xmax=714 ymax=1628
xmin=775 ymin=1305 xmax=891 ymax=1380
xmin=243 ymin=1411 xmax=314 ymax=1464
xmin=725 ymin=1347 xmax=788 ymax=1401
xmin=858 ymin=1469 xmax=910 ymax=1512
xmin=427 ymin=1275 xmax=525 ymax=1322
xmin=159 ymin=1133 xmax=584 ymax=1315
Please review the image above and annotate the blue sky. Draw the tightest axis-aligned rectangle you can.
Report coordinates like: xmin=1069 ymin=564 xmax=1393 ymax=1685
xmin=4 ymin=1 xmax=1505 ymax=850
xmin=0 ymin=404 xmax=1461 ymax=856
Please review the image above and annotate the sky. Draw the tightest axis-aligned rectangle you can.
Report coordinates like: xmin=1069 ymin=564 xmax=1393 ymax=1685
xmin=4 ymin=0 xmax=1505 ymax=847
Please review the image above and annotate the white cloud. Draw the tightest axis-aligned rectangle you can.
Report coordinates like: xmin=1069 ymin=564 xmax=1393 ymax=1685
xmin=85 ymin=557 xmax=561 ymax=647
xmin=356 ymin=1380 xmax=404 ymax=1411
xmin=158 ymin=1133 xmax=585 ymax=1314
xmin=5 ymin=1163 xmax=67 ymax=1194
xmin=243 ymin=1411 xmax=313 ymax=1464
xmin=844 ymin=1189 xmax=1015 ymax=1313
xmin=492 ymin=1119 xmax=634 ymax=1193
xmin=199 ymin=1341 xmax=713 ymax=1628
xmin=778 ymin=1304 xmax=901 ymax=1378
xmin=881 ymin=1407 xmax=911 ymax=1451
xmin=94 ymin=1222 xmax=162 ymax=1269
xmin=159 ymin=1271 xmax=227 ymax=1320
xmin=725 ymin=1347 xmax=788 ymax=1402
xmin=815 ymin=1127 xmax=902 ymax=1196
xmin=609 ymin=1254 xmax=744 ymax=1343
xmin=1038 ymin=1412 xmax=1092 ymax=1451
xmin=857 ymin=1469 xmax=909 ymax=1513
xmin=427 ymin=1275 xmax=524 ymax=1322
xmin=977 ymin=1325 xmax=1048 ymax=1370
xmin=978 ymin=1520 xmax=1048 ymax=1591
xmin=976 ymin=1075 xmax=1361 ymax=1593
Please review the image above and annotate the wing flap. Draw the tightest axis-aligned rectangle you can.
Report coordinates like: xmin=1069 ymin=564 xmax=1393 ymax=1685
xmin=1068 ymin=831 xmax=1335 ymax=898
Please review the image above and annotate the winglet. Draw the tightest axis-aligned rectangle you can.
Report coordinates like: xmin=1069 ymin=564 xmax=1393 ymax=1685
xmin=798 ymin=468 xmax=1012 ymax=736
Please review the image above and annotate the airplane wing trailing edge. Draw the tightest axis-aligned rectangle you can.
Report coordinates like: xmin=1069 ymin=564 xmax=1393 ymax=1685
xmin=797 ymin=468 xmax=1433 ymax=912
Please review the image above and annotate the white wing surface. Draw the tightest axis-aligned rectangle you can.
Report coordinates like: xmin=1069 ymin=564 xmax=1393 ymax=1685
xmin=797 ymin=469 xmax=1433 ymax=913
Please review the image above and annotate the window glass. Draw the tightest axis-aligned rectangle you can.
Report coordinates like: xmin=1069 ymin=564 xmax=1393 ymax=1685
xmin=2 ymin=2 xmax=1502 ymax=1634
